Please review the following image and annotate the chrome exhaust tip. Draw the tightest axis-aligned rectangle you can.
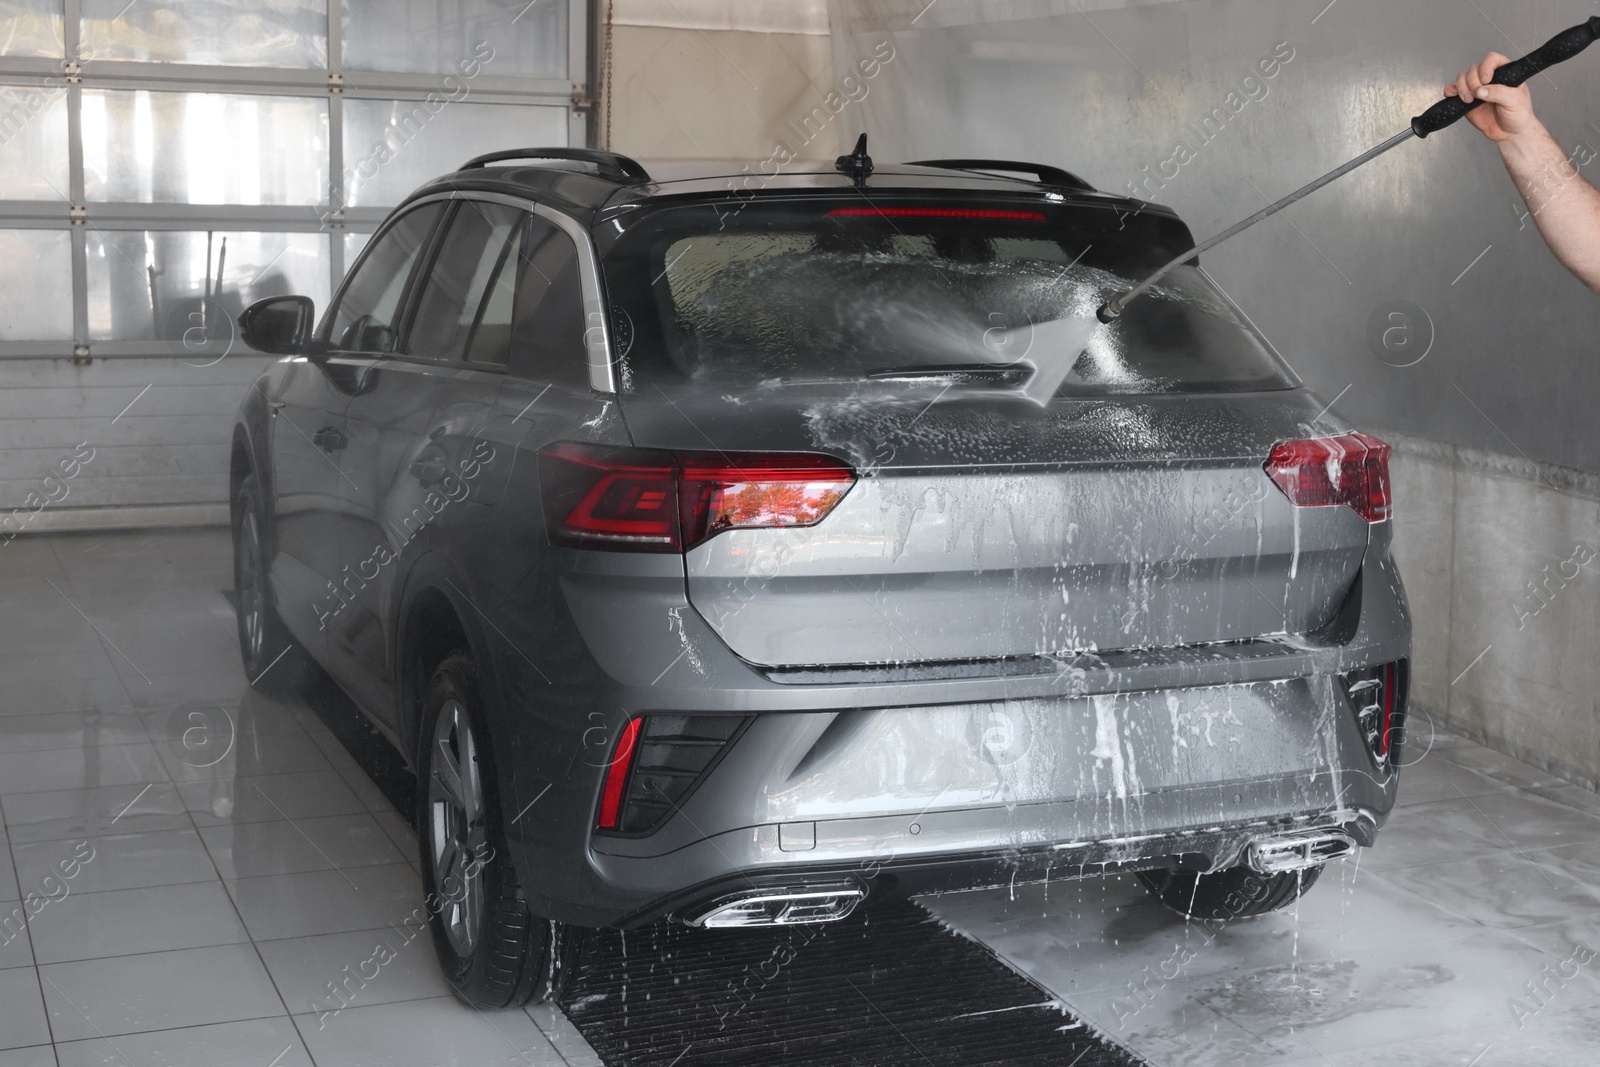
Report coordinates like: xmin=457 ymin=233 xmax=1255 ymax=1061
xmin=1247 ymin=828 xmax=1358 ymax=874
xmin=685 ymin=886 xmax=864 ymax=929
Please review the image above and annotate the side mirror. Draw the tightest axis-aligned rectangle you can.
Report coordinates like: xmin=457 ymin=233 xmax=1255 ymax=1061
xmin=239 ymin=295 xmax=316 ymax=355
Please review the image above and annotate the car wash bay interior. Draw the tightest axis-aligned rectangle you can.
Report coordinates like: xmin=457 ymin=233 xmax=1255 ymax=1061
xmin=3 ymin=2 xmax=1600 ymax=1066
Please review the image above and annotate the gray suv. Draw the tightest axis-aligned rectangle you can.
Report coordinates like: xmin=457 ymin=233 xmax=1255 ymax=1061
xmin=228 ymin=147 xmax=1411 ymax=1008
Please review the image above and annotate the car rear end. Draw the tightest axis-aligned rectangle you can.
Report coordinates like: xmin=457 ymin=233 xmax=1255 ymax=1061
xmin=513 ymin=172 xmax=1410 ymax=928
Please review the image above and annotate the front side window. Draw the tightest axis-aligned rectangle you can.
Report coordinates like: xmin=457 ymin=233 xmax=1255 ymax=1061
xmin=325 ymin=200 xmax=445 ymax=352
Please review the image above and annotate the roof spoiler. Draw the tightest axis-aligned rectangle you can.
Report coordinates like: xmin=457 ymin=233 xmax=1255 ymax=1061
xmin=906 ymin=159 xmax=1094 ymax=192
xmin=459 ymin=148 xmax=651 ymax=184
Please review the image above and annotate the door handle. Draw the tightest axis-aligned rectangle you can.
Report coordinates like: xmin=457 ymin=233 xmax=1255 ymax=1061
xmin=311 ymin=425 xmax=347 ymax=452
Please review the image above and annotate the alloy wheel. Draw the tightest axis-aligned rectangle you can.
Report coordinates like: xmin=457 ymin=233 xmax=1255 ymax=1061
xmin=429 ymin=698 xmax=487 ymax=957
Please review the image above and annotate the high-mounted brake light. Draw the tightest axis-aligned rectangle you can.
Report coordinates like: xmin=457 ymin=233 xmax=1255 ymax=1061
xmin=539 ymin=443 xmax=856 ymax=553
xmin=1263 ymin=432 xmax=1392 ymax=524
xmin=824 ymin=206 xmax=1047 ymax=221
xmin=597 ymin=717 xmax=642 ymax=830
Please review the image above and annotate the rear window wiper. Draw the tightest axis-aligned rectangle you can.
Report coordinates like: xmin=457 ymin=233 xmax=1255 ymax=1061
xmin=865 ymin=364 xmax=1029 ymax=385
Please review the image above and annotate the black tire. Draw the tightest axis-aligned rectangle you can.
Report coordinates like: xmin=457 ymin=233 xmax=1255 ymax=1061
xmin=1138 ymin=862 xmax=1323 ymax=921
xmin=232 ymin=473 xmax=313 ymax=695
xmin=417 ymin=653 xmax=580 ymax=1008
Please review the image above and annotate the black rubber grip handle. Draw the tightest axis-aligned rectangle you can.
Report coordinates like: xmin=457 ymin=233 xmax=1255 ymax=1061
xmin=1412 ymin=16 xmax=1600 ymax=137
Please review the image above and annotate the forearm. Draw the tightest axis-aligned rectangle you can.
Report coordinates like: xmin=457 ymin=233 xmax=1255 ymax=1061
xmin=1500 ymin=122 xmax=1600 ymax=291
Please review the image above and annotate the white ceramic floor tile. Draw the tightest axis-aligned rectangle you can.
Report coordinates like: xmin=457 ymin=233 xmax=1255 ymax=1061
xmin=199 ymin=813 xmax=405 ymax=880
xmin=0 ymin=744 xmax=167 ymax=796
xmin=1361 ymin=802 xmax=1510 ymax=873
xmin=371 ymin=810 xmax=419 ymax=866
xmin=0 ymin=782 xmax=189 ymax=843
xmin=256 ymin=926 xmax=454 ymax=1018
xmin=1434 ymin=744 xmax=1571 ymax=792
xmin=0 ymin=968 xmax=52 ymax=1050
xmin=176 ymin=771 xmax=366 ymax=827
xmin=0 ymin=678 xmax=131 ymax=720
xmin=224 ymin=863 xmax=425 ymax=942
xmin=53 ymin=1017 xmax=313 ymax=1067
xmin=0 ymin=1046 xmax=56 ymax=1067
xmin=158 ymin=729 xmax=331 ymax=784
xmin=0 ymin=839 xmax=15 ymax=902
xmin=525 ymin=1001 xmax=607 ymax=1067
xmin=1417 ymin=789 xmax=1600 ymax=852
xmin=293 ymin=996 xmax=567 ymax=1066
xmin=0 ymin=714 xmax=149 ymax=756
xmin=1371 ymin=851 xmax=1600 ymax=931
xmin=0 ymin=911 xmax=35 ymax=971
xmin=39 ymin=944 xmax=285 ymax=1041
xmin=28 ymin=880 xmax=249 ymax=964
xmin=10 ymin=830 xmax=215 ymax=895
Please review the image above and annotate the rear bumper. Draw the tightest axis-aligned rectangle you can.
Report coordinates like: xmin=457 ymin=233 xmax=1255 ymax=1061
xmin=483 ymin=542 xmax=1409 ymax=928
xmin=624 ymin=806 xmax=1378 ymax=929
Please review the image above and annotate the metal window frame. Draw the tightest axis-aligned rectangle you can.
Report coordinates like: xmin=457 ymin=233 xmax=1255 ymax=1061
xmin=0 ymin=0 xmax=589 ymax=358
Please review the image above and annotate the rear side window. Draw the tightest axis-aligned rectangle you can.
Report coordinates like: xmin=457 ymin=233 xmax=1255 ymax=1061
xmin=507 ymin=215 xmax=587 ymax=388
xmin=406 ymin=200 xmax=525 ymax=363
xmin=600 ymin=201 xmax=1295 ymax=397
xmin=326 ymin=201 xmax=445 ymax=353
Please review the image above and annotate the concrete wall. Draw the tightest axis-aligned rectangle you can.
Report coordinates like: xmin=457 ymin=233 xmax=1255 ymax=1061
xmin=603 ymin=0 xmax=848 ymax=160
xmin=1390 ymin=435 xmax=1600 ymax=791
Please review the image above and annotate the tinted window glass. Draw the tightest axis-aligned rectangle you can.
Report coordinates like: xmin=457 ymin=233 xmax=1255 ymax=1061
xmin=407 ymin=200 xmax=524 ymax=362
xmin=507 ymin=216 xmax=586 ymax=387
xmin=327 ymin=201 xmax=444 ymax=352
xmin=601 ymin=202 xmax=1296 ymax=398
xmin=464 ymin=220 xmax=524 ymax=366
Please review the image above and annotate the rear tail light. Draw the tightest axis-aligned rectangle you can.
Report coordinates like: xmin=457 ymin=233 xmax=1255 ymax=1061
xmin=595 ymin=715 xmax=747 ymax=833
xmin=540 ymin=442 xmax=855 ymax=552
xmin=1338 ymin=659 xmax=1408 ymax=766
xmin=1264 ymin=431 xmax=1392 ymax=523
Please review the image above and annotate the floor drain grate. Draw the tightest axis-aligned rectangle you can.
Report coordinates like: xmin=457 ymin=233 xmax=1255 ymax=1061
xmin=561 ymin=899 xmax=1146 ymax=1067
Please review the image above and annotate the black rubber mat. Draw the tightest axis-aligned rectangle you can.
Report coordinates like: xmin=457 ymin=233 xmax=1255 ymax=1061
xmin=561 ymin=899 xmax=1145 ymax=1067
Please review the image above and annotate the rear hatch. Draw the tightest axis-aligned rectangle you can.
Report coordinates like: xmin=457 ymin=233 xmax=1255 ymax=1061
xmin=596 ymin=190 xmax=1375 ymax=667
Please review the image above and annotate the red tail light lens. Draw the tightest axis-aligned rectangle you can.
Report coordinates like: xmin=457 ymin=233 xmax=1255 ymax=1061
xmin=1263 ymin=431 xmax=1392 ymax=523
xmin=539 ymin=443 xmax=855 ymax=552
xmin=597 ymin=717 xmax=642 ymax=830
xmin=679 ymin=456 xmax=855 ymax=547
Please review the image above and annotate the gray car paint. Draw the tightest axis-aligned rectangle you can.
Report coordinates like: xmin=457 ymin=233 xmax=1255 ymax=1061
xmin=234 ymin=168 xmax=1411 ymax=930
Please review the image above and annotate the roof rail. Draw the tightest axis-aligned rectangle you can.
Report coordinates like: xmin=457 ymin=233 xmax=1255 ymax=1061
xmin=459 ymin=148 xmax=652 ymax=183
xmin=907 ymin=159 xmax=1093 ymax=192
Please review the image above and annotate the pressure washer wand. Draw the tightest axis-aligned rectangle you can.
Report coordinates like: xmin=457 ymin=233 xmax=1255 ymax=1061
xmin=1096 ymin=15 xmax=1600 ymax=323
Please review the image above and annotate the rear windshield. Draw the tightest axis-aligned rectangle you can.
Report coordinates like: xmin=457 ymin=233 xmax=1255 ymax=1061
xmin=599 ymin=199 xmax=1296 ymax=398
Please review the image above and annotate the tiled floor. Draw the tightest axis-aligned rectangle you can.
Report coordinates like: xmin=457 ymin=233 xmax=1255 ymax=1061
xmin=3 ymin=528 xmax=1599 ymax=1067
xmin=926 ymin=720 xmax=1600 ymax=1066
xmin=0 ymin=530 xmax=601 ymax=1067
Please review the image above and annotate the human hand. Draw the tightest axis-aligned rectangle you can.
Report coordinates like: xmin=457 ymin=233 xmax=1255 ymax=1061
xmin=1444 ymin=52 xmax=1542 ymax=143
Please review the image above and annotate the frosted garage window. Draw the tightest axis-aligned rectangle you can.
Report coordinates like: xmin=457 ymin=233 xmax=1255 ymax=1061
xmin=342 ymin=0 xmax=564 ymax=77
xmin=0 ymin=1 xmax=65 ymax=57
xmin=0 ymin=230 xmax=71 ymax=339
xmin=79 ymin=0 xmax=328 ymax=67
xmin=0 ymin=83 xmax=69 ymax=199
xmin=86 ymin=231 xmax=329 ymax=343
xmin=342 ymin=98 xmax=566 ymax=206
xmin=82 ymin=90 xmax=327 ymax=205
